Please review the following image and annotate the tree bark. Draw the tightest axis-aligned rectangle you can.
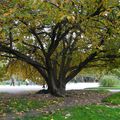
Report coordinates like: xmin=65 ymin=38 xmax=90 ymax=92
xmin=46 ymin=77 xmax=66 ymax=97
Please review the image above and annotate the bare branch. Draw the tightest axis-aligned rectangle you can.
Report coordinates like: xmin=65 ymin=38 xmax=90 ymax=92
xmin=47 ymin=24 xmax=73 ymax=58
xmin=36 ymin=31 xmax=51 ymax=37
xmin=31 ymin=29 xmax=46 ymax=56
xmin=22 ymin=41 xmax=40 ymax=49
xmin=0 ymin=54 xmax=16 ymax=59
xmin=20 ymin=20 xmax=46 ymax=56
xmin=9 ymin=28 xmax=13 ymax=49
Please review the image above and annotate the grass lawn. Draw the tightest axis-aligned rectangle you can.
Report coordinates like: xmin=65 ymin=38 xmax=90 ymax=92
xmin=86 ymin=86 xmax=120 ymax=91
xmin=102 ymin=92 xmax=120 ymax=105
xmin=0 ymin=98 xmax=46 ymax=113
xmin=17 ymin=92 xmax=120 ymax=120
xmin=0 ymin=91 xmax=120 ymax=120
xmin=99 ymin=86 xmax=120 ymax=89
xmin=18 ymin=105 xmax=120 ymax=120
xmin=0 ymin=95 xmax=61 ymax=115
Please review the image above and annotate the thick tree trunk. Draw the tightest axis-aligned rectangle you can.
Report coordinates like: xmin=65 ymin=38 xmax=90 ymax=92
xmin=46 ymin=78 xmax=66 ymax=97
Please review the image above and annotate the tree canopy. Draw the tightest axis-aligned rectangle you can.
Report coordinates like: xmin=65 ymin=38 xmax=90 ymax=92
xmin=0 ymin=0 xmax=120 ymax=96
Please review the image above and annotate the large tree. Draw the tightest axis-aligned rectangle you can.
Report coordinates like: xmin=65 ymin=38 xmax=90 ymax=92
xmin=0 ymin=0 xmax=120 ymax=96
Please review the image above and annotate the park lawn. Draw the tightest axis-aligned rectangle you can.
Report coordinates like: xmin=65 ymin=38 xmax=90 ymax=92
xmin=99 ymin=86 xmax=120 ymax=89
xmin=86 ymin=86 xmax=120 ymax=91
xmin=0 ymin=95 xmax=61 ymax=115
xmin=102 ymin=92 xmax=120 ymax=105
xmin=0 ymin=91 xmax=120 ymax=119
xmin=18 ymin=92 xmax=120 ymax=120
xmin=0 ymin=98 xmax=46 ymax=113
xmin=18 ymin=105 xmax=120 ymax=120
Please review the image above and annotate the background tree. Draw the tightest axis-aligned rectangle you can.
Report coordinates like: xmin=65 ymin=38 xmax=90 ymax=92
xmin=0 ymin=0 xmax=120 ymax=96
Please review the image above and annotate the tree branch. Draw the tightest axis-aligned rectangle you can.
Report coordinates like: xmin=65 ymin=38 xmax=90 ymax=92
xmin=30 ymin=29 xmax=47 ymax=56
xmin=0 ymin=43 xmax=47 ymax=79
xmin=66 ymin=51 xmax=98 ymax=83
xmin=9 ymin=28 xmax=13 ymax=49
xmin=22 ymin=41 xmax=40 ymax=49
xmin=20 ymin=20 xmax=46 ymax=56
xmin=66 ymin=35 xmax=105 ymax=83
xmin=47 ymin=22 xmax=73 ymax=58
xmin=0 ymin=54 xmax=16 ymax=59
xmin=89 ymin=0 xmax=104 ymax=17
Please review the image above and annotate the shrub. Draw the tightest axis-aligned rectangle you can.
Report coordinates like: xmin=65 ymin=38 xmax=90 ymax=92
xmin=100 ymin=75 xmax=120 ymax=87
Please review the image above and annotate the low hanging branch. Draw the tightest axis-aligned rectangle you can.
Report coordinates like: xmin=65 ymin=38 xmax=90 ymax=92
xmin=0 ymin=43 xmax=47 ymax=79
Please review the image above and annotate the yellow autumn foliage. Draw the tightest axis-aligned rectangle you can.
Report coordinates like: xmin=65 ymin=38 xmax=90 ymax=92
xmin=7 ymin=60 xmax=45 ymax=84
